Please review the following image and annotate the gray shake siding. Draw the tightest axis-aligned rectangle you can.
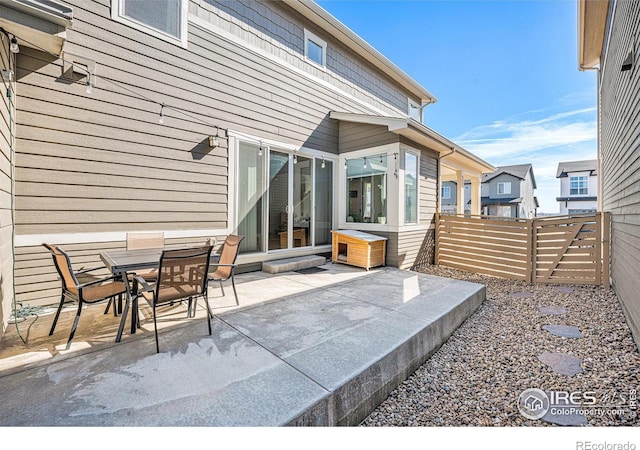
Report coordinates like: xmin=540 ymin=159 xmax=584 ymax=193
xmin=599 ymin=0 xmax=640 ymax=348
xmin=1 ymin=33 xmax=13 ymax=326
xmin=8 ymin=0 xmax=428 ymax=309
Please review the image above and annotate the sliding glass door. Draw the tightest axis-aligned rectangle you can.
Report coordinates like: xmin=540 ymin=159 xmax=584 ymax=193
xmin=237 ymin=142 xmax=333 ymax=254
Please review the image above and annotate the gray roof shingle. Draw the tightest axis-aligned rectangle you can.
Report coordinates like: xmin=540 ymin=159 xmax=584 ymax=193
xmin=556 ymin=159 xmax=597 ymax=178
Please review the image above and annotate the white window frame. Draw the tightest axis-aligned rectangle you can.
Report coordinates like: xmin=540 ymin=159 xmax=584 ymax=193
xmin=304 ymin=29 xmax=327 ymax=68
xmin=497 ymin=182 xmax=512 ymax=195
xmin=403 ymin=149 xmax=420 ymax=225
xmin=112 ymin=0 xmax=189 ymax=48
xmin=569 ymin=176 xmax=589 ymax=195
xmin=408 ymin=99 xmax=421 ymax=122
xmin=442 ymin=185 xmax=451 ymax=199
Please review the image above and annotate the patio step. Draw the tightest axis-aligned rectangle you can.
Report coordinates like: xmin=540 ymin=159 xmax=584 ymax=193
xmin=262 ymin=255 xmax=327 ymax=274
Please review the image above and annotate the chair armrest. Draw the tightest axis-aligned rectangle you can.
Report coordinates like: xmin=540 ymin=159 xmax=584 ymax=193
xmin=133 ymin=275 xmax=153 ymax=293
xmin=75 ymin=266 xmax=104 ymax=275
xmin=76 ymin=273 xmax=125 ymax=290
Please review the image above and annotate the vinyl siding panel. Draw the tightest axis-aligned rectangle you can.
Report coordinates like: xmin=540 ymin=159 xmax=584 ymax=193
xmin=599 ymin=0 xmax=640 ymax=348
xmin=338 ymin=122 xmax=398 ymax=153
xmin=418 ymin=148 xmax=438 ymax=225
xmin=10 ymin=0 xmax=428 ymax=308
xmin=0 ymin=34 xmax=13 ymax=331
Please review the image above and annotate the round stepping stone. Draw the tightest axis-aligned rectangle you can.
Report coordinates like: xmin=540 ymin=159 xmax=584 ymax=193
xmin=542 ymin=324 xmax=584 ymax=338
xmin=539 ymin=306 xmax=568 ymax=315
xmin=556 ymin=286 xmax=575 ymax=294
xmin=511 ymin=292 xmax=534 ymax=298
xmin=538 ymin=352 xmax=583 ymax=376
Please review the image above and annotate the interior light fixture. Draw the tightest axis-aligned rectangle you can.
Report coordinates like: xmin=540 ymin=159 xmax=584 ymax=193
xmin=158 ymin=104 xmax=165 ymax=124
xmin=10 ymin=36 xmax=19 ymax=54
xmin=321 ymin=155 xmax=325 ymax=169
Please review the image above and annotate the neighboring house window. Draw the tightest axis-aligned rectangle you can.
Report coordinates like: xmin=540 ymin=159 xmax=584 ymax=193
xmin=464 ymin=185 xmax=470 ymax=190
xmin=442 ymin=185 xmax=451 ymax=199
xmin=112 ymin=0 xmax=188 ymax=47
xmin=304 ymin=29 xmax=327 ymax=67
xmin=570 ymin=176 xmax=588 ymax=195
xmin=497 ymin=182 xmax=511 ymax=195
xmin=404 ymin=152 xmax=418 ymax=224
xmin=346 ymin=154 xmax=387 ymax=223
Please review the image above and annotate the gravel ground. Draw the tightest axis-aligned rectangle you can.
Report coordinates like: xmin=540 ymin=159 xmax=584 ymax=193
xmin=361 ymin=265 xmax=640 ymax=427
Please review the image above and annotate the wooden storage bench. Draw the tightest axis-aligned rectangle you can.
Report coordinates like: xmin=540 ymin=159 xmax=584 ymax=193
xmin=331 ymin=230 xmax=387 ymax=270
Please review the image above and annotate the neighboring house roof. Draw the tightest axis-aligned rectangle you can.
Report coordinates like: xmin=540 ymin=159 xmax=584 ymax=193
xmin=329 ymin=112 xmax=496 ymax=174
xmin=482 ymin=164 xmax=537 ymax=189
xmin=284 ymin=0 xmax=437 ymax=105
xmin=578 ymin=0 xmax=609 ymax=70
xmin=556 ymin=159 xmax=598 ymax=178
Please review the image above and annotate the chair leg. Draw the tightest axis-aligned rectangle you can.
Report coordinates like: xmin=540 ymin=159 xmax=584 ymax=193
xmin=204 ymin=293 xmax=212 ymax=336
xmin=219 ymin=281 xmax=225 ymax=296
xmin=49 ymin=292 xmax=66 ymax=336
xmin=65 ymin=301 xmax=84 ymax=349
xmin=152 ymin=306 xmax=160 ymax=353
xmin=116 ymin=295 xmax=130 ymax=343
xmin=231 ymin=274 xmax=239 ymax=306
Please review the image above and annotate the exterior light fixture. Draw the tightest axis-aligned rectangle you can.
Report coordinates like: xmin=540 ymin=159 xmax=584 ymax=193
xmin=258 ymin=141 xmax=263 ymax=156
xmin=363 ymin=157 xmax=368 ymax=169
xmin=344 ymin=159 xmax=348 ymax=170
xmin=9 ymin=36 xmax=19 ymax=54
xmin=293 ymin=150 xmax=298 ymax=164
xmin=209 ymin=126 xmax=220 ymax=147
xmin=158 ymin=104 xmax=165 ymax=124
xmin=622 ymin=50 xmax=633 ymax=71
xmin=85 ymin=77 xmax=93 ymax=94
xmin=321 ymin=155 xmax=325 ymax=169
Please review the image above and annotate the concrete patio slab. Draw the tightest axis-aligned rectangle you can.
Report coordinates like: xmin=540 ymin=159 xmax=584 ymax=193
xmin=0 ymin=264 xmax=485 ymax=426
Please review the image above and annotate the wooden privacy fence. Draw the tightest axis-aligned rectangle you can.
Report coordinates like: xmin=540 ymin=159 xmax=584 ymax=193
xmin=435 ymin=212 xmax=610 ymax=287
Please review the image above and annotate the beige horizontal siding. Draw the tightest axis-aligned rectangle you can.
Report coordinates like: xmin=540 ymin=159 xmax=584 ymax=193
xmin=599 ymin=0 xmax=640 ymax=348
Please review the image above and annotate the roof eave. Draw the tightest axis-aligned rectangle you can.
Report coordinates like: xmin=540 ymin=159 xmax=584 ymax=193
xmin=283 ymin=0 xmax=437 ymax=104
xmin=578 ymin=0 xmax=609 ymax=70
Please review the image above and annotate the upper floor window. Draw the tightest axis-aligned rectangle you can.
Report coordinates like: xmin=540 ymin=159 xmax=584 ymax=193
xmin=497 ymin=182 xmax=511 ymax=195
xmin=408 ymin=100 xmax=421 ymax=121
xmin=441 ymin=185 xmax=451 ymax=199
xmin=304 ymin=29 xmax=327 ymax=67
xmin=112 ymin=0 xmax=188 ymax=47
xmin=570 ymin=176 xmax=588 ymax=195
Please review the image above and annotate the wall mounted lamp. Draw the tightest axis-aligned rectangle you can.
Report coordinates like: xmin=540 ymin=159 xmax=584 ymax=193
xmin=622 ymin=50 xmax=633 ymax=72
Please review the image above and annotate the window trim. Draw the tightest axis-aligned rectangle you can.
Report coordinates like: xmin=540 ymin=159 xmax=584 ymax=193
xmin=111 ymin=0 xmax=189 ymax=48
xmin=304 ymin=29 xmax=327 ymax=68
xmin=442 ymin=185 xmax=451 ymax=200
xmin=497 ymin=182 xmax=512 ymax=195
xmin=569 ymin=175 xmax=589 ymax=195
xmin=403 ymin=149 xmax=419 ymax=225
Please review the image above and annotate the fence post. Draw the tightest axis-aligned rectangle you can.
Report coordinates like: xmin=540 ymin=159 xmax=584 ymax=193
xmin=528 ymin=218 xmax=536 ymax=284
xmin=434 ymin=213 xmax=440 ymax=265
xmin=595 ymin=212 xmax=602 ymax=286
xmin=602 ymin=212 xmax=611 ymax=290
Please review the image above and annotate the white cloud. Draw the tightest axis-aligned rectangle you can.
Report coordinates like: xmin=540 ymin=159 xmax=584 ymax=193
xmin=452 ymin=104 xmax=598 ymax=214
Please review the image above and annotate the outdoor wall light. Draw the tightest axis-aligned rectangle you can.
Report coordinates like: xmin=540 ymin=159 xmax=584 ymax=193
xmin=158 ymin=104 xmax=165 ymax=124
xmin=622 ymin=50 xmax=633 ymax=71
xmin=321 ymin=155 xmax=326 ymax=169
xmin=10 ymin=36 xmax=19 ymax=54
xmin=209 ymin=126 xmax=220 ymax=147
xmin=85 ymin=77 xmax=93 ymax=94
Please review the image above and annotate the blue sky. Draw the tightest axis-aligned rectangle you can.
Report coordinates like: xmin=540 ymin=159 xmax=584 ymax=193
xmin=316 ymin=0 xmax=598 ymax=213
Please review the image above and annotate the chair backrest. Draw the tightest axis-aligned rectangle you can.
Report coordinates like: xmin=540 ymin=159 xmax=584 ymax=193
xmin=154 ymin=245 xmax=213 ymax=305
xmin=215 ymin=235 xmax=245 ymax=279
xmin=43 ymin=243 xmax=79 ymax=295
xmin=126 ymin=232 xmax=164 ymax=250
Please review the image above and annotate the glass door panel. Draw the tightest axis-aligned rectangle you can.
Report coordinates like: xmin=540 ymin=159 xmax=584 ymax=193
xmin=292 ymin=155 xmax=312 ymax=248
xmin=268 ymin=150 xmax=289 ymax=251
xmin=314 ymin=159 xmax=332 ymax=245
xmin=237 ymin=142 xmax=265 ymax=253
